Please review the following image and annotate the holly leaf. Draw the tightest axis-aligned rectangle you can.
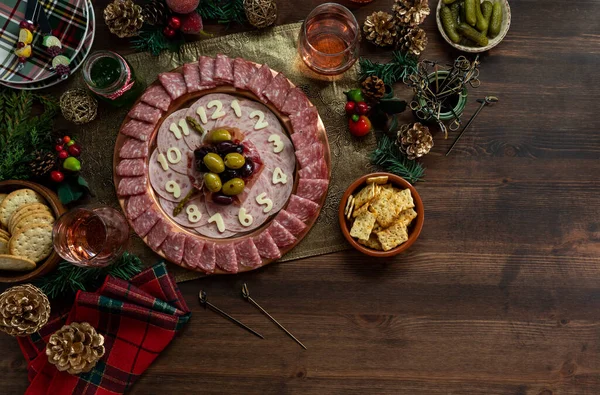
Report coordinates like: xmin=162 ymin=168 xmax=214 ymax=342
xmin=378 ymin=98 xmax=407 ymax=115
xmin=56 ymin=175 xmax=90 ymax=204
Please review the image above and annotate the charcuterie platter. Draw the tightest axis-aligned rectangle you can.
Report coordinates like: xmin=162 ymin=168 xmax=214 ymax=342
xmin=113 ymin=55 xmax=331 ymax=274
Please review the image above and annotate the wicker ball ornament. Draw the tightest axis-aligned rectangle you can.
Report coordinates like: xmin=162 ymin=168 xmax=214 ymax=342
xmin=244 ymin=0 xmax=277 ymax=29
xmin=60 ymin=89 xmax=98 ymax=125
xmin=397 ymin=123 xmax=433 ymax=160
xmin=0 ymin=284 xmax=50 ymax=337
xmin=46 ymin=322 xmax=106 ymax=375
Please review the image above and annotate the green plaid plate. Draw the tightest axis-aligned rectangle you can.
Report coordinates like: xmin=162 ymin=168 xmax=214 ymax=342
xmin=0 ymin=0 xmax=88 ymax=84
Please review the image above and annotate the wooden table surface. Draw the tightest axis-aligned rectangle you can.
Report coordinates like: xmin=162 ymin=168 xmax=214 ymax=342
xmin=2 ymin=0 xmax=600 ymax=394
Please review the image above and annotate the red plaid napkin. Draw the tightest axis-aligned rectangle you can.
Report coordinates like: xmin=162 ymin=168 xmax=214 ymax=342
xmin=17 ymin=263 xmax=191 ymax=395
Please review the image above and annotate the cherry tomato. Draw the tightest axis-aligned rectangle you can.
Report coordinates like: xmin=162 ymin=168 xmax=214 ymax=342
xmin=356 ymin=102 xmax=370 ymax=115
xmin=50 ymin=170 xmax=64 ymax=183
xmin=348 ymin=115 xmax=372 ymax=137
xmin=62 ymin=136 xmax=71 ymax=144
xmin=68 ymin=144 xmax=81 ymax=157
xmin=55 ymin=144 xmax=64 ymax=152
xmin=344 ymin=101 xmax=356 ymax=115
xmin=58 ymin=150 xmax=68 ymax=160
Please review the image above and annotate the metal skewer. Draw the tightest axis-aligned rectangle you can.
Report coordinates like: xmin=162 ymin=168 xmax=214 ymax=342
xmin=241 ymin=284 xmax=307 ymax=350
xmin=198 ymin=290 xmax=264 ymax=339
xmin=446 ymin=96 xmax=499 ymax=156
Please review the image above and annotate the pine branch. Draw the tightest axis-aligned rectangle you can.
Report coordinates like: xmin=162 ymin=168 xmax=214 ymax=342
xmin=359 ymin=51 xmax=419 ymax=86
xmin=132 ymin=27 xmax=184 ymax=56
xmin=197 ymin=0 xmax=246 ymax=25
xmin=370 ymin=133 xmax=425 ymax=184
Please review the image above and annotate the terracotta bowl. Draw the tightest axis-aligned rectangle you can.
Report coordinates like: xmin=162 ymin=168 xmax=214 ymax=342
xmin=0 ymin=180 xmax=66 ymax=283
xmin=338 ymin=173 xmax=424 ymax=258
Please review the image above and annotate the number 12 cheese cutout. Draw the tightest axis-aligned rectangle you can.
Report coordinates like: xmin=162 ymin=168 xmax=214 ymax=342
xmin=196 ymin=106 xmax=208 ymax=124
xmin=249 ymin=110 xmax=268 ymax=130
xmin=268 ymin=134 xmax=284 ymax=153
xmin=256 ymin=192 xmax=273 ymax=213
xmin=272 ymin=167 xmax=288 ymax=184
xmin=231 ymin=100 xmax=242 ymax=117
xmin=208 ymin=100 xmax=226 ymax=119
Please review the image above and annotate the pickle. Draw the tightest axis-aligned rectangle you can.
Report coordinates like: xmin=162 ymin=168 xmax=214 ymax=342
xmin=464 ymin=0 xmax=477 ymax=26
xmin=460 ymin=1 xmax=466 ymax=23
xmin=475 ymin=0 xmax=488 ymax=32
xmin=457 ymin=23 xmax=489 ymax=46
xmin=442 ymin=0 xmax=457 ymax=3
xmin=451 ymin=2 xmax=461 ymax=23
xmin=489 ymin=1 xmax=502 ymax=37
xmin=480 ymin=1 xmax=493 ymax=36
xmin=441 ymin=6 xmax=461 ymax=43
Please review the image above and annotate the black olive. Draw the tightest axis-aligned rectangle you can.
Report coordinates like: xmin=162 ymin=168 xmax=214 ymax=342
xmin=240 ymin=158 xmax=254 ymax=178
xmin=212 ymin=192 xmax=234 ymax=205
xmin=220 ymin=168 xmax=239 ymax=182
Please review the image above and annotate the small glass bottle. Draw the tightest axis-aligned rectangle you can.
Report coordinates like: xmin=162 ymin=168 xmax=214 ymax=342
xmin=82 ymin=50 xmax=145 ymax=107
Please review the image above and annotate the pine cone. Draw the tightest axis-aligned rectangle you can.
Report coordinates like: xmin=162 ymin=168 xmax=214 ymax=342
xmin=393 ymin=0 xmax=430 ymax=26
xmin=398 ymin=123 xmax=433 ymax=160
xmin=46 ymin=322 xmax=105 ymax=375
xmin=0 ymin=284 xmax=50 ymax=337
xmin=397 ymin=26 xmax=428 ymax=56
xmin=363 ymin=11 xmax=397 ymax=47
xmin=104 ymin=0 xmax=144 ymax=38
xmin=142 ymin=0 xmax=169 ymax=26
xmin=361 ymin=76 xmax=386 ymax=102
xmin=29 ymin=150 xmax=56 ymax=178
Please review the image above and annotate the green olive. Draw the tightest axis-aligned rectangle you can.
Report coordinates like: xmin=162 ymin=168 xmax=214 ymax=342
xmin=207 ymin=129 xmax=232 ymax=143
xmin=203 ymin=153 xmax=225 ymax=173
xmin=224 ymin=153 xmax=245 ymax=169
xmin=204 ymin=172 xmax=222 ymax=192
xmin=222 ymin=178 xmax=245 ymax=196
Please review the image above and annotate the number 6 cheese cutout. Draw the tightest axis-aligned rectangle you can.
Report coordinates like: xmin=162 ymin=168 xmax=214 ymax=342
xmin=238 ymin=208 xmax=253 ymax=227
xmin=165 ymin=180 xmax=181 ymax=198
xmin=268 ymin=134 xmax=284 ymax=153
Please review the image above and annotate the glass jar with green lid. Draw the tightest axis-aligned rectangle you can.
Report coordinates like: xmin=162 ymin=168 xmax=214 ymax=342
xmin=82 ymin=50 xmax=145 ymax=107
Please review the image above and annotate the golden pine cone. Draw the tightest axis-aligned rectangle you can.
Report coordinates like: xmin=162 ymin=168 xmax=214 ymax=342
xmin=0 ymin=284 xmax=50 ymax=337
xmin=46 ymin=322 xmax=105 ymax=375
xmin=104 ymin=0 xmax=144 ymax=38
xmin=397 ymin=123 xmax=433 ymax=159
xmin=393 ymin=0 xmax=430 ymax=26
xmin=361 ymin=76 xmax=386 ymax=102
xmin=398 ymin=26 xmax=428 ymax=56
xmin=363 ymin=11 xmax=397 ymax=47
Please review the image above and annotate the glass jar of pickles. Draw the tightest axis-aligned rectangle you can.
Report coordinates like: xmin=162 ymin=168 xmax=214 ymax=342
xmin=82 ymin=50 xmax=145 ymax=107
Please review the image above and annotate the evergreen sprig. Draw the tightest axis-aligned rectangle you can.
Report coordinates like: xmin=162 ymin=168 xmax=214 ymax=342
xmin=371 ymin=133 xmax=425 ymax=184
xmin=197 ymin=0 xmax=246 ymax=25
xmin=359 ymin=51 xmax=419 ymax=86
xmin=35 ymin=252 xmax=145 ymax=300
xmin=131 ymin=27 xmax=185 ymax=56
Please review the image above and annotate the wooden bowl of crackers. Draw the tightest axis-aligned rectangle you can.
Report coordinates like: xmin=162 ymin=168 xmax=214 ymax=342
xmin=0 ymin=180 xmax=66 ymax=283
xmin=338 ymin=173 xmax=424 ymax=257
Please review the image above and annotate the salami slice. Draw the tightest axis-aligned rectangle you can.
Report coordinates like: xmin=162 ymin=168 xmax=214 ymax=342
xmin=296 ymin=141 xmax=324 ymax=169
xmin=263 ymin=72 xmax=290 ymax=110
xmin=281 ymin=88 xmax=311 ymax=115
xmin=253 ymin=231 xmax=281 ymax=259
xmin=148 ymin=149 xmax=193 ymax=202
xmin=161 ymin=231 xmax=186 ymax=264
xmin=286 ymin=195 xmax=319 ymax=222
xmin=235 ymin=239 xmax=262 ymax=268
xmin=214 ymin=243 xmax=238 ymax=273
xmin=291 ymin=129 xmax=318 ymax=151
xmin=267 ymin=220 xmax=296 ymax=248
xmin=296 ymin=179 xmax=328 ymax=203
xmin=290 ymin=106 xmax=319 ymax=134
xmin=200 ymin=241 xmax=216 ymax=271
xmin=182 ymin=237 xmax=208 ymax=271
xmin=275 ymin=209 xmax=306 ymax=236
xmin=158 ymin=72 xmax=187 ymax=100
xmin=140 ymin=85 xmax=172 ymax=112
xmin=120 ymin=119 xmax=154 ymax=142
xmin=199 ymin=56 xmax=215 ymax=85
xmin=156 ymin=109 xmax=194 ymax=174
xmin=126 ymin=193 xmax=153 ymax=220
xmin=298 ymin=158 xmax=328 ymax=179
xmin=233 ymin=58 xmax=256 ymax=90
xmin=183 ymin=63 xmax=201 ymax=92
xmin=119 ymin=138 xmax=149 ymax=159
xmin=147 ymin=218 xmax=170 ymax=250
xmin=128 ymin=102 xmax=162 ymax=125
xmin=158 ymin=195 xmax=209 ymax=228
xmin=214 ymin=54 xmax=234 ymax=83
xmin=132 ymin=207 xmax=160 ymax=237
xmin=116 ymin=159 xmax=147 ymax=177
xmin=117 ymin=176 xmax=147 ymax=196
xmin=247 ymin=64 xmax=273 ymax=102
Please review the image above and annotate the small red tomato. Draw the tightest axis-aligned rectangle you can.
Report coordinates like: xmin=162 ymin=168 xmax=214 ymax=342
xmin=348 ymin=115 xmax=372 ymax=137
xmin=55 ymin=144 xmax=64 ymax=152
xmin=50 ymin=170 xmax=64 ymax=183
xmin=62 ymin=136 xmax=71 ymax=144
xmin=58 ymin=150 xmax=68 ymax=160
xmin=356 ymin=101 xmax=370 ymax=115
xmin=344 ymin=101 xmax=356 ymax=115
xmin=68 ymin=144 xmax=81 ymax=157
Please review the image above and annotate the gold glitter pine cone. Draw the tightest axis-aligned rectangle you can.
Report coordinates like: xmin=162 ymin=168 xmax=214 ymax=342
xmin=393 ymin=0 xmax=430 ymax=27
xmin=141 ymin=0 xmax=169 ymax=26
xmin=363 ymin=11 xmax=397 ymax=47
xmin=361 ymin=76 xmax=386 ymax=102
xmin=398 ymin=26 xmax=428 ymax=56
xmin=0 ymin=284 xmax=50 ymax=337
xmin=244 ymin=0 xmax=277 ymax=29
xmin=398 ymin=123 xmax=433 ymax=160
xmin=30 ymin=150 xmax=57 ymax=178
xmin=46 ymin=322 xmax=105 ymax=375
xmin=60 ymin=89 xmax=98 ymax=125
xmin=104 ymin=0 xmax=144 ymax=38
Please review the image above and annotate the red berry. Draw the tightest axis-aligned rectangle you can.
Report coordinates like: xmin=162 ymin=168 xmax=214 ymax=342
xmin=18 ymin=57 xmax=27 ymax=63
xmin=58 ymin=150 xmax=68 ymax=159
xmin=68 ymin=144 xmax=81 ymax=157
xmin=17 ymin=42 xmax=25 ymax=48
xmin=168 ymin=16 xmax=181 ymax=30
xmin=50 ymin=170 xmax=64 ymax=183
xmin=19 ymin=20 xmax=28 ymax=28
xmin=163 ymin=26 xmax=176 ymax=38
xmin=62 ymin=136 xmax=71 ymax=143
xmin=344 ymin=101 xmax=356 ymax=115
xmin=356 ymin=101 xmax=370 ymax=115
xmin=55 ymin=144 xmax=64 ymax=152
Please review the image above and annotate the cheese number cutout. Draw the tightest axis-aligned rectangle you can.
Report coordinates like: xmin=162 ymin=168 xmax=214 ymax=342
xmin=231 ymin=100 xmax=242 ymax=118
xmin=178 ymin=119 xmax=190 ymax=136
xmin=208 ymin=100 xmax=226 ymax=120
xmin=165 ymin=180 xmax=181 ymax=198
xmin=255 ymin=192 xmax=273 ymax=213
xmin=169 ymin=123 xmax=182 ymax=139
xmin=167 ymin=147 xmax=182 ymax=164
xmin=208 ymin=213 xmax=225 ymax=233
xmin=157 ymin=153 xmax=169 ymax=171
xmin=249 ymin=110 xmax=268 ymax=130
xmin=196 ymin=106 xmax=208 ymax=124
xmin=268 ymin=134 xmax=284 ymax=153
xmin=186 ymin=205 xmax=202 ymax=223
xmin=272 ymin=167 xmax=288 ymax=185
xmin=238 ymin=208 xmax=254 ymax=227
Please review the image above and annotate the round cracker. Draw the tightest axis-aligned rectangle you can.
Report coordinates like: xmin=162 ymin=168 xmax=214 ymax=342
xmin=0 ymin=239 xmax=8 ymax=254
xmin=0 ymin=193 xmax=7 ymax=206
xmin=0 ymin=189 xmax=45 ymax=227
xmin=10 ymin=208 xmax=53 ymax=234
xmin=9 ymin=223 xmax=53 ymax=263
xmin=0 ymin=229 xmax=9 ymax=239
xmin=9 ymin=203 xmax=52 ymax=232
xmin=13 ymin=213 xmax=55 ymax=235
xmin=0 ymin=254 xmax=36 ymax=272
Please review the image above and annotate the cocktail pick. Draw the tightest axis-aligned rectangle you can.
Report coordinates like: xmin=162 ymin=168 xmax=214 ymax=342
xmin=198 ymin=290 xmax=264 ymax=339
xmin=241 ymin=283 xmax=307 ymax=350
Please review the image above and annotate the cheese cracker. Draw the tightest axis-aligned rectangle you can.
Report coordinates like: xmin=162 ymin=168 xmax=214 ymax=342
xmin=357 ymin=233 xmax=383 ymax=250
xmin=397 ymin=208 xmax=417 ymax=227
xmin=349 ymin=211 xmax=377 ymax=241
xmin=9 ymin=223 xmax=53 ymax=263
xmin=376 ymin=221 xmax=409 ymax=251
xmin=370 ymin=188 xmax=396 ymax=228
xmin=353 ymin=184 xmax=379 ymax=210
xmin=392 ymin=188 xmax=415 ymax=214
